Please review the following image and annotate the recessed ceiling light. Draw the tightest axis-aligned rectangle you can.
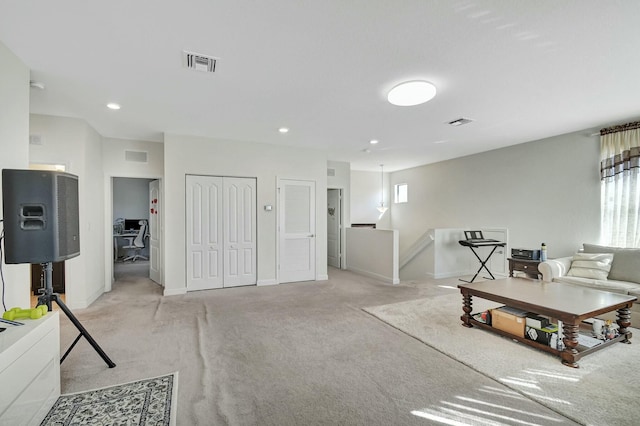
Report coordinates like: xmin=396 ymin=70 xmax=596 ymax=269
xmin=369 ymin=139 xmax=379 ymax=145
xmin=387 ymin=80 xmax=436 ymax=106
xmin=278 ymin=127 xmax=289 ymax=133
xmin=107 ymin=103 xmax=121 ymax=110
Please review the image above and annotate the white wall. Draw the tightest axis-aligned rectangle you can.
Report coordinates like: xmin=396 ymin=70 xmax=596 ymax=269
xmin=346 ymin=228 xmax=399 ymax=284
xmin=390 ymin=129 xmax=601 ymax=259
xmin=163 ymin=134 xmax=328 ymax=295
xmin=350 ymin=170 xmax=391 ymax=229
xmin=0 ymin=41 xmax=30 ymax=309
xmin=327 ymin=160 xmax=350 ymax=269
xmin=113 ymin=177 xmax=153 ymax=220
xmin=102 ymin=137 xmax=164 ymax=289
xmin=29 ymin=114 xmax=106 ymax=309
xmin=102 ymin=138 xmax=164 ymax=178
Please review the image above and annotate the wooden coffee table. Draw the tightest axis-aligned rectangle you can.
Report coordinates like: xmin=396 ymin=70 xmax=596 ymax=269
xmin=458 ymin=278 xmax=636 ymax=367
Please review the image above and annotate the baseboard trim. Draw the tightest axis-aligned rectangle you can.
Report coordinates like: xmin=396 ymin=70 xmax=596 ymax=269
xmin=163 ymin=288 xmax=187 ymax=296
xmin=317 ymin=274 xmax=329 ymax=281
xmin=257 ymin=279 xmax=278 ymax=286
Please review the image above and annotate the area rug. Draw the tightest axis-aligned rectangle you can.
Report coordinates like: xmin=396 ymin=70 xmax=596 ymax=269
xmin=41 ymin=372 xmax=178 ymax=426
xmin=364 ymin=293 xmax=640 ymax=426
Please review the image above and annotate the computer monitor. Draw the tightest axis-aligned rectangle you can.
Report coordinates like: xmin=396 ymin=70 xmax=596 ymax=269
xmin=124 ymin=219 xmax=143 ymax=231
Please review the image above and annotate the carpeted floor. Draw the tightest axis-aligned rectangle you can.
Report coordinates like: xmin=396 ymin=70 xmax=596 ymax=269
xmin=364 ymin=293 xmax=640 ymax=426
xmin=58 ymin=267 xmax=581 ymax=425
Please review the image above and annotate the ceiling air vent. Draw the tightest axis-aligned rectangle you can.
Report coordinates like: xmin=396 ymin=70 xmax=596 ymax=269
xmin=125 ymin=150 xmax=148 ymax=163
xmin=182 ymin=51 xmax=217 ymax=73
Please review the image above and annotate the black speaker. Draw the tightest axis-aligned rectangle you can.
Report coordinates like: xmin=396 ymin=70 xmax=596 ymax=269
xmin=2 ymin=169 xmax=80 ymax=264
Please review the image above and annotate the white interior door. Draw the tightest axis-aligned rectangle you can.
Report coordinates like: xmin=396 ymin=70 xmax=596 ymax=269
xmin=279 ymin=179 xmax=316 ymax=283
xmin=149 ymin=180 xmax=162 ymax=285
xmin=327 ymin=189 xmax=341 ymax=268
xmin=223 ymin=177 xmax=257 ymax=287
xmin=186 ymin=175 xmax=223 ymax=290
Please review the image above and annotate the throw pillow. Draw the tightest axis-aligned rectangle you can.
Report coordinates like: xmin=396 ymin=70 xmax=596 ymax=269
xmin=566 ymin=253 xmax=614 ymax=280
xmin=583 ymin=244 xmax=640 ymax=284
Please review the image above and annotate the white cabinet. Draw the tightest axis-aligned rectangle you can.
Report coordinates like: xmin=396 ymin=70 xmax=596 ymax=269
xmin=0 ymin=312 xmax=60 ymax=426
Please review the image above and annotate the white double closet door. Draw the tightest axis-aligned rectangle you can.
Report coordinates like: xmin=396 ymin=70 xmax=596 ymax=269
xmin=186 ymin=175 xmax=257 ymax=290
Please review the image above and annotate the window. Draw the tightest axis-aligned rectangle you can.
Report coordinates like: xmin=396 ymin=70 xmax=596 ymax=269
xmin=600 ymin=123 xmax=640 ymax=248
xmin=394 ymin=183 xmax=408 ymax=204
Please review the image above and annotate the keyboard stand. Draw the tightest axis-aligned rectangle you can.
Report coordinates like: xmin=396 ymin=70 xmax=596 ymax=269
xmin=458 ymin=240 xmax=506 ymax=283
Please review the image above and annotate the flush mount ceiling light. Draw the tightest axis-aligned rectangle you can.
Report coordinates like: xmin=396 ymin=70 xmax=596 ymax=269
xmin=387 ymin=80 xmax=436 ymax=106
xmin=278 ymin=127 xmax=289 ymax=133
xmin=369 ymin=139 xmax=379 ymax=145
xmin=107 ymin=103 xmax=121 ymax=110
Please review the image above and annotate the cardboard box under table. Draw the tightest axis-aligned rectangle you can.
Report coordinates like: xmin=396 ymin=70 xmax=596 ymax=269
xmin=490 ymin=306 xmax=529 ymax=337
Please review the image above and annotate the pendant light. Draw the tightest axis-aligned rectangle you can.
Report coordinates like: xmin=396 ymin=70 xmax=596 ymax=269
xmin=376 ymin=164 xmax=388 ymax=214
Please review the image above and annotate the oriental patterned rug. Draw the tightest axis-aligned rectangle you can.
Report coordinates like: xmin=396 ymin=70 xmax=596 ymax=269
xmin=41 ymin=372 xmax=178 ymax=426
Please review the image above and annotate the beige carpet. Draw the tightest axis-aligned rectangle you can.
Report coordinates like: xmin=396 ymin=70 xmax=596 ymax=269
xmin=364 ymin=292 xmax=640 ymax=426
xmin=57 ymin=268 xmax=581 ymax=425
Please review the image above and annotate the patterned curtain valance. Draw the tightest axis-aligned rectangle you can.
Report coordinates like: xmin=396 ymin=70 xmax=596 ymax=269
xmin=600 ymin=120 xmax=640 ymax=136
xmin=600 ymin=124 xmax=640 ymax=180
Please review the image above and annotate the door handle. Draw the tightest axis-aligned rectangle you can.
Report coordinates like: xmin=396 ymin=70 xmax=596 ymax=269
xmin=308 ymin=234 xmax=314 ymax=238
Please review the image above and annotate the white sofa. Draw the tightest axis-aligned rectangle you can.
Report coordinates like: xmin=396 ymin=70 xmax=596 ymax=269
xmin=538 ymin=244 xmax=640 ymax=317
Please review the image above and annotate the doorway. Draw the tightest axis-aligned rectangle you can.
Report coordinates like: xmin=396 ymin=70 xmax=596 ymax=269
xmin=278 ymin=179 xmax=316 ymax=283
xmin=112 ymin=177 xmax=155 ymax=281
xmin=327 ymin=188 xmax=342 ymax=269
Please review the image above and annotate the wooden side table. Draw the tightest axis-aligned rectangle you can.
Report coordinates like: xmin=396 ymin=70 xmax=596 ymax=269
xmin=508 ymin=257 xmax=541 ymax=279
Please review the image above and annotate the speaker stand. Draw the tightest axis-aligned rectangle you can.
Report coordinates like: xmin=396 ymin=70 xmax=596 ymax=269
xmin=37 ymin=262 xmax=116 ymax=368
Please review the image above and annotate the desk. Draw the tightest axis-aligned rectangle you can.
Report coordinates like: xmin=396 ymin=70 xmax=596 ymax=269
xmin=458 ymin=239 xmax=506 ymax=283
xmin=113 ymin=233 xmax=138 ymax=260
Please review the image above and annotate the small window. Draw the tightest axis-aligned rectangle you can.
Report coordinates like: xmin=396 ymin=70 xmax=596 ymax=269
xmin=394 ymin=183 xmax=408 ymax=204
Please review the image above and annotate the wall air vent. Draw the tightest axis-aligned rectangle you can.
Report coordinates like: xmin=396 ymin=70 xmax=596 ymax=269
xmin=182 ymin=50 xmax=217 ymax=73
xmin=448 ymin=117 xmax=474 ymax=127
xmin=125 ymin=150 xmax=148 ymax=163
xmin=327 ymin=168 xmax=336 ymax=177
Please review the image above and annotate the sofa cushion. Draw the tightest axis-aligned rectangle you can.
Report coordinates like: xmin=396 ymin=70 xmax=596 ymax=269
xmin=583 ymin=244 xmax=640 ymax=284
xmin=566 ymin=253 xmax=614 ymax=280
xmin=554 ymin=276 xmax=637 ymax=295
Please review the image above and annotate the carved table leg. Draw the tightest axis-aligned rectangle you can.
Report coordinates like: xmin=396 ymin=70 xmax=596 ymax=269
xmin=561 ymin=322 xmax=580 ymax=368
xmin=617 ymin=306 xmax=632 ymax=344
xmin=461 ymin=292 xmax=473 ymax=328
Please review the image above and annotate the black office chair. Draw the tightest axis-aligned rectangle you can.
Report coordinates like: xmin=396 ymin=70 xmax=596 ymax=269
xmin=123 ymin=220 xmax=148 ymax=262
